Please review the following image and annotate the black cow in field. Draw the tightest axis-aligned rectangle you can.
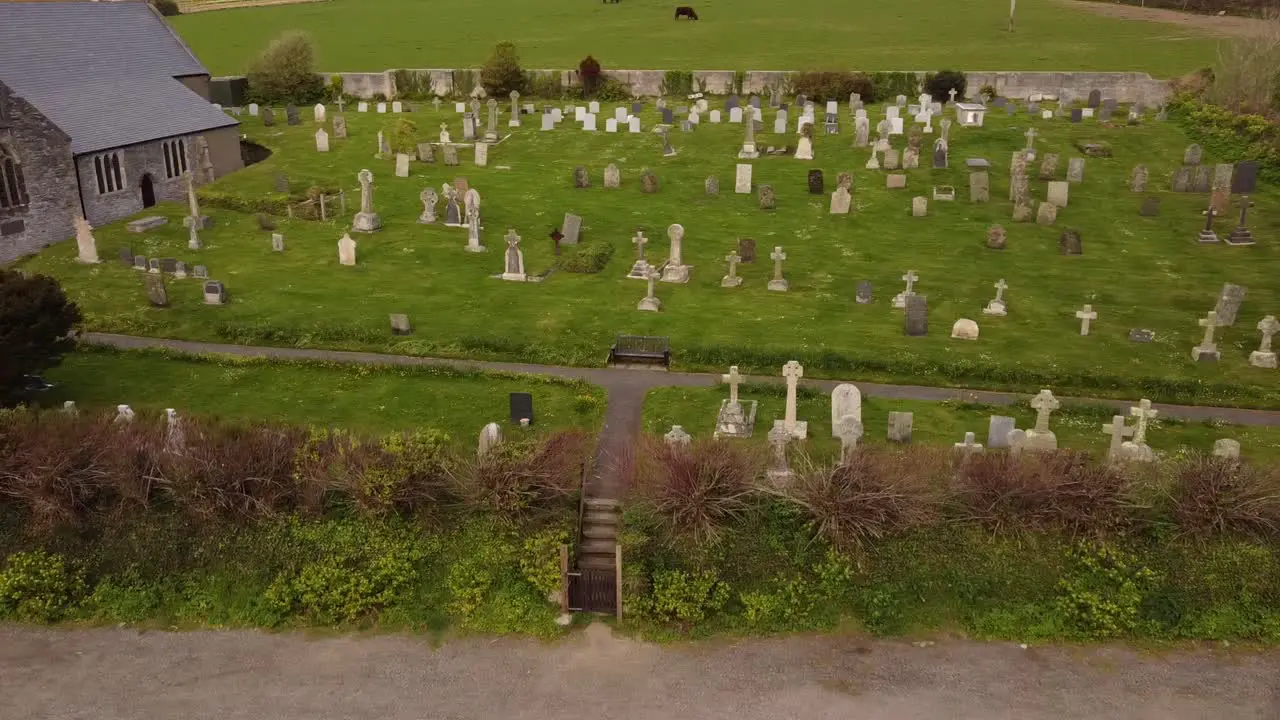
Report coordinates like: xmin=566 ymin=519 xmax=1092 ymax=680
xmin=674 ymin=6 xmax=699 ymax=20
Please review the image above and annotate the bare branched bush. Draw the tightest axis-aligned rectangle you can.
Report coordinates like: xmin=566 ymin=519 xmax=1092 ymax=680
xmin=779 ymin=449 xmax=944 ymax=550
xmin=1209 ymin=11 xmax=1280 ymax=114
xmin=448 ymin=430 xmax=588 ymax=522
xmin=952 ymin=451 xmax=1142 ymax=536
xmin=628 ymin=436 xmax=765 ymax=544
xmin=1166 ymin=454 xmax=1280 ymax=539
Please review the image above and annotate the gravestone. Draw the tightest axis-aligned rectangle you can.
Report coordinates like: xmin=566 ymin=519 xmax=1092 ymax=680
xmin=807 ymin=169 xmax=823 ymax=194
xmin=1139 ymin=197 xmax=1160 ymax=216
xmin=911 ymin=196 xmax=927 ymax=217
xmin=1214 ymin=283 xmax=1247 ymax=326
xmin=160 ymin=258 xmax=177 ymax=273
xmin=561 ymin=213 xmax=584 ymax=246
xmin=117 ymin=247 xmax=133 ymax=265
xmin=855 ymin=281 xmax=873 ymax=304
xmin=705 ymin=176 xmax=719 ymax=195
xmin=969 ymin=171 xmax=990 ymax=203
xmin=417 ymin=143 xmax=435 ymax=163
xmin=332 ymin=115 xmax=347 ymax=139
xmin=830 ymin=187 xmax=851 ymax=214
xmin=988 ymin=416 xmax=1016 ymax=449
xmin=573 ymin=166 xmax=590 ymax=188
xmin=1193 ymin=166 xmax=1212 ymax=193
xmin=735 ymin=164 xmax=752 ymax=194
xmin=1172 ymin=167 xmax=1193 ymax=192
xmin=272 ymin=233 xmax=286 ymax=251
xmin=1130 ymin=165 xmax=1147 ymax=192
xmin=1184 ymin=144 xmax=1203 ymax=165
xmin=1066 ymin=158 xmax=1085 ymax=183
xmin=758 ymin=184 xmax=776 ymax=210
xmin=285 ymin=105 xmax=300 ymax=125
xmin=144 ymin=273 xmax=168 ymax=307
xmin=887 ymin=412 xmax=913 ymax=442
xmin=193 ymin=265 xmax=208 ymax=279
xmin=604 ymin=164 xmax=621 ymax=189
xmin=986 ymin=224 xmax=1007 ymax=249
xmin=202 ymin=280 xmax=226 ymax=305
xmin=1070 ymin=108 xmax=1082 ymax=123
xmin=1233 ymin=160 xmax=1259 ymax=194
xmin=886 ymin=174 xmax=907 ymax=189
xmin=1036 ymin=202 xmax=1057 ymax=225
xmin=509 ymin=393 xmax=534 ymax=425
xmin=389 ymin=314 xmax=412 ymax=336
xmin=904 ymin=294 xmax=928 ymax=336
xmin=1059 ymin=229 xmax=1083 ymax=255
xmin=442 ymin=144 xmax=459 ymax=166
xmin=738 ymin=238 xmax=756 ymax=262
xmin=641 ymin=171 xmax=658 ymax=193
xmin=1038 ymin=153 xmax=1059 ymax=181
xmin=262 ymin=108 xmax=275 ymax=126
xmin=1047 ymin=181 xmax=1069 ymax=207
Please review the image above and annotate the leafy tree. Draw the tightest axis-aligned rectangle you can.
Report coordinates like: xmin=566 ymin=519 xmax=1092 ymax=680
xmin=579 ymin=55 xmax=602 ymax=98
xmin=0 ymin=270 xmax=81 ymax=405
xmin=480 ymin=42 xmax=525 ymax=98
xmin=246 ymin=31 xmax=325 ymax=105
xmin=925 ymin=70 xmax=967 ymax=103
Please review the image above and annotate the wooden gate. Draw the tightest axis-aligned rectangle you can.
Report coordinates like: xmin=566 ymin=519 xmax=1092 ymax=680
xmin=568 ymin=568 xmax=617 ymax=614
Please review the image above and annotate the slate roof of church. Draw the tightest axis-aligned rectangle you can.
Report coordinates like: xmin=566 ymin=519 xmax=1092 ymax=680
xmin=0 ymin=1 xmax=237 ymax=155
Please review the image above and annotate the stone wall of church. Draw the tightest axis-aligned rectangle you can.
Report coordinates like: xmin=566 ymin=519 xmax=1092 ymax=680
xmin=0 ymin=81 xmax=78 ymax=265
xmin=77 ymin=136 xmax=197 ymax=228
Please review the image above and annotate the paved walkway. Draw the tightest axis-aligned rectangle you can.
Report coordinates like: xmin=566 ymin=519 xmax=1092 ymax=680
xmin=2 ymin=624 xmax=1277 ymax=720
xmin=82 ymin=333 xmax=1280 ymax=499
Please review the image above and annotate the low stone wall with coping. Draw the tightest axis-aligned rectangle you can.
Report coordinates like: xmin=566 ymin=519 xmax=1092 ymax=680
xmin=216 ymin=69 xmax=1170 ymax=105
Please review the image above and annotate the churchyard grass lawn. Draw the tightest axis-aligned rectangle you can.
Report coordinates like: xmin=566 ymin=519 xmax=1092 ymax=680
xmin=643 ymin=385 xmax=1280 ymax=463
xmin=36 ymin=347 xmax=606 ymax=438
xmin=17 ymin=103 xmax=1280 ymax=407
xmin=168 ymin=0 xmax=1219 ymax=76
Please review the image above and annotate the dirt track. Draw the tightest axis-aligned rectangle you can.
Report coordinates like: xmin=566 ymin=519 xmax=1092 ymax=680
xmin=3 ymin=623 xmax=1279 ymax=720
xmin=1067 ymin=0 xmax=1278 ymax=38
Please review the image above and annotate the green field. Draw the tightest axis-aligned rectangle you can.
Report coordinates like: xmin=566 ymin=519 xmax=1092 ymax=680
xmin=18 ymin=101 xmax=1280 ymax=406
xmin=643 ymin=385 xmax=1280 ymax=462
xmin=35 ymin=348 xmax=606 ymax=438
xmin=168 ymin=0 xmax=1220 ymax=76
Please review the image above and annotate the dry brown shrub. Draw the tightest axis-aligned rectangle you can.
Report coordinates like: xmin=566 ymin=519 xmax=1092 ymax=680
xmin=952 ymin=450 xmax=1142 ymax=536
xmin=628 ymin=436 xmax=765 ymax=544
xmin=1166 ymin=454 xmax=1280 ymax=539
xmin=780 ymin=448 xmax=945 ymax=551
xmin=448 ymin=430 xmax=589 ymax=522
xmin=1209 ymin=11 xmax=1280 ymax=114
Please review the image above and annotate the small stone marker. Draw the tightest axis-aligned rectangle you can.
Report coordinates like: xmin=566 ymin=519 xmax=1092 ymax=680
xmin=1213 ymin=283 xmax=1247 ymax=326
xmin=759 ymin=184 xmax=776 ymax=210
xmin=738 ymin=238 xmax=756 ymax=262
xmin=705 ymin=176 xmax=719 ymax=195
xmin=954 ymin=432 xmax=984 ymax=455
xmin=337 ymin=233 xmax=357 ymax=266
xmin=886 ymin=174 xmax=907 ymax=190
xmin=951 ymin=318 xmax=979 ymax=340
xmin=271 ymin=233 xmax=285 ymax=252
xmin=1075 ymin=304 xmax=1097 ymax=335
xmin=641 ymin=170 xmax=658 ymax=193
xmin=830 ymin=187 xmax=851 ymax=215
xmin=664 ymin=425 xmax=693 ymax=447
xmin=1067 ymin=158 xmax=1085 ymax=183
xmin=1102 ymin=414 xmax=1135 ymax=461
xmin=911 ymin=196 xmax=927 ymax=217
xmin=573 ymin=166 xmax=590 ymax=189
xmin=1047 ymin=181 xmax=1069 ymax=208
xmin=1059 ymin=229 xmax=1082 ymax=255
xmin=721 ymin=251 xmax=743 ymax=288
xmin=1036 ymin=202 xmax=1058 ymax=225
xmin=887 ymin=412 xmax=913 ymax=442
xmin=855 ymin=281 xmax=873 ymax=304
xmin=988 ymin=416 xmax=1016 ymax=449
xmin=1212 ymin=439 xmax=1241 ymax=459
xmin=562 ymin=213 xmax=583 ymax=245
xmin=904 ymin=295 xmax=928 ymax=336
xmin=143 ymin=273 xmax=167 ymax=307
xmin=332 ymin=115 xmax=347 ymax=139
xmin=1192 ymin=310 xmax=1221 ymax=362
xmin=202 ymin=280 xmax=226 ymax=305
xmin=1251 ymin=315 xmax=1279 ymax=368
xmin=969 ymin=172 xmax=990 ymax=203
xmin=604 ymin=163 xmax=621 ymax=189
xmin=767 ymin=246 xmax=788 ymax=291
xmin=986 ymin=224 xmax=1006 ymax=250
xmin=315 ymin=128 xmax=329 ymax=152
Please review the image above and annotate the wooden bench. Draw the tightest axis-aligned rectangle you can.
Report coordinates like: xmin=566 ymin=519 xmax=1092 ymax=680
xmin=608 ymin=335 xmax=670 ymax=368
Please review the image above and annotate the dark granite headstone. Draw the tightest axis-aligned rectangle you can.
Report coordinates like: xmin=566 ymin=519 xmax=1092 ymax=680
xmin=1128 ymin=329 xmax=1155 ymax=343
xmin=1087 ymin=90 xmax=1101 ymax=108
xmin=285 ymin=105 xmax=300 ymax=125
xmin=1059 ymin=229 xmax=1083 ymax=255
xmin=807 ymin=169 xmax=824 ymax=194
xmin=631 ymin=102 xmax=643 ymax=115
xmin=1193 ymin=166 xmax=1212 ymax=193
xmin=509 ymin=392 xmax=534 ymax=425
xmin=1070 ymin=108 xmax=1083 ymax=123
xmin=855 ymin=281 xmax=873 ymax=304
xmin=1232 ymin=160 xmax=1259 ymax=194
xmin=118 ymin=247 xmax=133 ymax=265
xmin=160 ymin=258 xmax=177 ymax=273
xmin=738 ymin=238 xmax=756 ymax=262
xmin=904 ymin=295 xmax=928 ymax=336
xmin=1139 ymin=197 xmax=1160 ymax=216
xmin=262 ymin=108 xmax=275 ymax=126
xmin=661 ymin=107 xmax=673 ymax=124
xmin=725 ymin=95 xmax=739 ymax=111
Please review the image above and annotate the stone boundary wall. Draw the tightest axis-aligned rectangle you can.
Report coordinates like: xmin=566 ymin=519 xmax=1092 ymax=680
xmin=215 ymin=69 xmax=1170 ymax=105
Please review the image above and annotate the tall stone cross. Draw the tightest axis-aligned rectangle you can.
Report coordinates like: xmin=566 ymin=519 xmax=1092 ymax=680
xmin=1199 ymin=310 xmax=1219 ymax=346
xmin=1258 ymin=315 xmax=1279 ymax=353
xmin=948 ymin=88 xmax=958 ymax=104
xmin=1129 ymin=399 xmax=1158 ymax=446
xmin=770 ymin=246 xmax=787 ymax=281
xmin=781 ymin=360 xmax=804 ymax=431
xmin=1029 ymin=389 xmax=1060 ymax=433
xmin=645 ymin=268 xmax=660 ymax=301
xmin=509 ymin=91 xmax=520 ymax=121
xmin=992 ymin=278 xmax=1008 ymax=304
xmin=1101 ymin=415 xmax=1134 ymax=457
xmin=336 ymin=96 xmax=346 ymax=113
xmin=632 ymin=231 xmax=648 ymax=261
xmin=940 ymin=118 xmax=952 ymax=143
xmin=724 ymin=251 xmax=741 ymax=280
xmin=357 ymin=169 xmax=374 ymax=214
xmin=1076 ymin=304 xmax=1097 ymax=335
xmin=1024 ymin=127 xmax=1037 ymax=151
xmin=722 ymin=365 xmax=743 ymax=407
xmin=186 ymin=173 xmax=200 ymax=219
xmin=902 ymin=269 xmax=919 ymax=295
xmin=486 ymin=98 xmax=498 ymax=132
xmin=743 ymin=111 xmax=755 ymax=144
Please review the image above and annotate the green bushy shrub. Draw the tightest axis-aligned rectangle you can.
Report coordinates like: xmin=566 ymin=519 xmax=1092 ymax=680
xmin=385 ymin=118 xmax=418 ymax=154
xmin=870 ymin=71 xmax=921 ymax=102
xmin=391 ymin=70 xmax=433 ymax=100
xmin=246 ymin=32 xmax=325 ymax=105
xmin=0 ymin=551 xmax=85 ymax=623
xmin=791 ymin=71 xmax=874 ymax=102
xmin=1055 ymin=541 xmax=1158 ymax=639
xmin=1171 ymin=96 xmax=1280 ymax=184
xmin=662 ymin=71 xmax=694 ymax=97
xmin=640 ymin=569 xmax=730 ymax=624
xmin=559 ymin=241 xmax=614 ymax=273
xmin=518 ymin=527 xmax=570 ymax=598
xmin=480 ymin=42 xmax=525 ymax=98
xmin=924 ymin=70 xmax=966 ymax=102
xmin=524 ymin=71 xmax=563 ymax=99
xmin=263 ymin=518 xmax=428 ymax=625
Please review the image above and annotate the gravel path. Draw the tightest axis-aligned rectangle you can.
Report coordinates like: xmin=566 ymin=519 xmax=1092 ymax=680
xmin=1 ymin=624 xmax=1277 ymax=720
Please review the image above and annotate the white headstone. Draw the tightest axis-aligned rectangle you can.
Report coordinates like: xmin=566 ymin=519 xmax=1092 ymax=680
xmin=74 ymin=215 xmax=99 ymax=264
xmin=313 ymin=103 xmax=326 ymax=123
xmin=315 ymin=128 xmax=330 ymax=152
xmin=583 ymin=113 xmax=597 ymax=131
xmin=605 ymin=118 xmax=618 ymax=133
xmin=478 ymin=422 xmax=503 ymax=457
xmin=734 ymin=164 xmax=752 ymax=194
xmin=830 ymin=384 xmax=862 ymax=436
xmin=392 ymin=100 xmax=403 ymax=113
xmin=338 ymin=233 xmax=357 ymax=265
xmin=395 ymin=153 xmax=410 ymax=177
xmin=629 ymin=116 xmax=641 ymax=133
xmin=376 ymin=102 xmax=387 ymax=113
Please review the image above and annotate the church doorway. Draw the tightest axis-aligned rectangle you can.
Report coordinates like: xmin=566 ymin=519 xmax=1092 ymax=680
xmin=140 ymin=173 xmax=156 ymax=208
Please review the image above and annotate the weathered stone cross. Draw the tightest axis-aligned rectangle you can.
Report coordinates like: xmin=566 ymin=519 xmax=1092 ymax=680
xmin=336 ymin=96 xmax=345 ymax=113
xmin=948 ymin=88 xmax=958 ymax=104
xmin=1029 ymin=389 xmax=1060 ymax=433
xmin=357 ymin=169 xmax=374 ymax=214
xmin=644 ymin=268 xmax=660 ymax=300
xmin=722 ymin=365 xmax=743 ymax=406
xmin=632 ymin=231 xmax=648 ymax=261
xmin=1076 ymin=304 xmax=1097 ymax=335
xmin=953 ymin=431 xmax=983 ymax=455
xmin=1129 ymin=399 xmax=1158 ymax=446
xmin=781 ymin=360 xmax=804 ymax=431
xmin=1258 ymin=315 xmax=1279 ymax=353
xmin=504 ymin=229 xmax=521 ymax=249
xmin=770 ymin=246 xmax=787 ymax=281
xmin=1199 ymin=310 xmax=1219 ymax=346
xmin=724 ymin=251 xmax=741 ymax=280
xmin=992 ymin=278 xmax=1008 ymax=304
xmin=902 ymin=269 xmax=919 ymax=295
xmin=1024 ymin=127 xmax=1037 ymax=150
xmin=1101 ymin=415 xmax=1134 ymax=456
